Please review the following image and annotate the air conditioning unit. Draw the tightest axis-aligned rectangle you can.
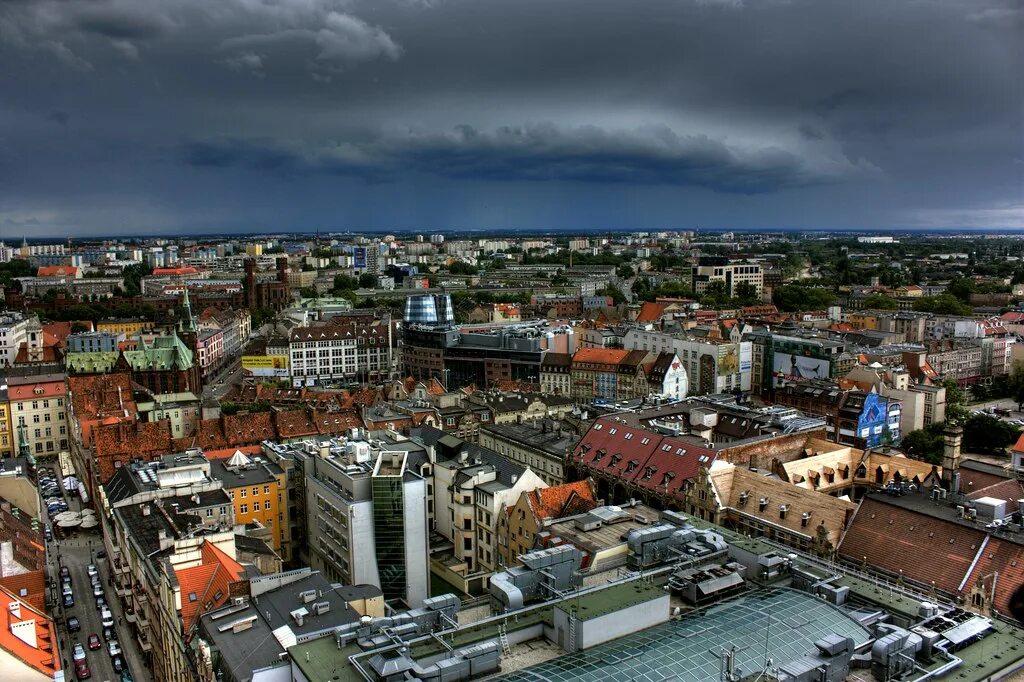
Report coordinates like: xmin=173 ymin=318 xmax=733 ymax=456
xmin=300 ymin=589 xmax=317 ymax=603
xmin=311 ymin=601 xmax=330 ymax=615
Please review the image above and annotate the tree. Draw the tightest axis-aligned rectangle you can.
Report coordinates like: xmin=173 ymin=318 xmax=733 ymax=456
xmin=358 ymin=273 xmax=377 ymax=289
xmin=449 ymin=261 xmax=478 ymax=276
xmin=733 ymin=281 xmax=759 ymax=306
xmin=121 ymin=262 xmax=152 ymax=297
xmin=943 ymin=377 xmax=969 ymax=425
xmin=901 ymin=425 xmax=945 ymax=464
xmin=700 ymin=281 xmax=730 ymax=307
xmin=1009 ymin=361 xmax=1024 ymax=410
xmin=333 ymin=274 xmax=359 ymax=292
xmin=947 ymin=277 xmax=976 ymax=303
xmin=71 ymin=322 xmax=90 ymax=333
xmin=616 ymin=264 xmax=635 ymax=279
xmin=913 ymin=294 xmax=972 ymax=316
xmin=772 ymin=284 xmax=837 ymax=312
xmin=597 ymin=285 xmax=626 ymax=305
xmin=299 ymin=286 xmax=319 ymax=299
xmin=963 ymin=413 xmax=1021 ymax=454
xmin=862 ymin=293 xmax=899 ymax=310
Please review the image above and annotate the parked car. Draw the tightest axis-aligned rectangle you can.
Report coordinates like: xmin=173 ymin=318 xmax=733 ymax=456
xmin=63 ymin=593 xmax=75 ymax=608
xmin=112 ymin=656 xmax=124 ymax=673
xmin=101 ymin=608 xmax=114 ymax=628
xmin=72 ymin=643 xmax=87 ymax=663
xmin=108 ymin=640 xmax=122 ymax=657
xmin=92 ymin=583 xmax=103 ymax=598
xmin=75 ymin=661 xmax=91 ymax=680
xmin=103 ymin=626 xmax=115 ymax=641
xmin=67 ymin=617 xmax=81 ymax=633
xmin=60 ymin=566 xmax=70 ymax=579
xmin=44 ymin=526 xmax=52 ymax=541
xmin=87 ymin=565 xmax=98 ymax=579
xmin=95 ymin=595 xmax=106 ymax=610
xmin=87 ymin=633 xmax=101 ymax=650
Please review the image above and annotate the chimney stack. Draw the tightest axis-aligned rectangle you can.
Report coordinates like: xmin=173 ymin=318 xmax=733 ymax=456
xmin=942 ymin=425 xmax=963 ymax=488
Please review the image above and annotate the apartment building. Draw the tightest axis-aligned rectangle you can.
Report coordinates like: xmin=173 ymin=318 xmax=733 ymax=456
xmin=67 ymin=331 xmax=126 ymax=353
xmin=624 ymin=328 xmax=750 ymax=396
xmin=0 ymin=312 xmax=33 ymax=367
xmin=691 ymin=257 xmax=763 ymax=298
xmin=6 ymin=373 xmax=68 ymax=458
xmin=288 ymin=316 xmax=394 ymax=387
xmin=209 ymin=449 xmax=290 ymax=557
xmin=300 ymin=439 xmax=429 ymax=607
xmin=569 ymin=348 xmax=650 ymax=404
xmin=0 ymin=387 xmax=13 ymax=457
xmin=479 ymin=419 xmax=579 ymax=485
xmin=540 ymin=352 xmax=572 ymax=395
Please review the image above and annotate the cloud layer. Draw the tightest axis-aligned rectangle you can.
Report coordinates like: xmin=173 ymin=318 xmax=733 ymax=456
xmin=0 ymin=0 xmax=1020 ymax=234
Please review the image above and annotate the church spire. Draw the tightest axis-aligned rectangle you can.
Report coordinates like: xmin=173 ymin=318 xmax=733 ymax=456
xmin=182 ymin=285 xmax=197 ymax=333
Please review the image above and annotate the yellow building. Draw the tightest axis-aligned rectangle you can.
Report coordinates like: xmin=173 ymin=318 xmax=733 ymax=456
xmin=847 ymin=312 xmax=880 ymax=331
xmin=0 ymin=391 xmax=13 ymax=458
xmin=96 ymin=319 xmax=149 ymax=335
xmin=209 ymin=449 xmax=290 ymax=560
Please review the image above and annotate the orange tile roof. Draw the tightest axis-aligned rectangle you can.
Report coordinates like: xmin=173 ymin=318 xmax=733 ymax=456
xmin=175 ymin=541 xmax=245 ymax=636
xmin=572 ymin=347 xmax=633 ymax=365
xmin=203 ymin=445 xmax=262 ymax=461
xmin=527 ymin=480 xmax=598 ymax=521
xmin=961 ymin=536 xmax=1024 ymax=616
xmin=635 ymin=302 xmax=666 ymax=323
xmin=1013 ymin=433 xmax=1024 ymax=454
xmin=36 ymin=265 xmax=78 ymax=277
xmin=0 ymin=584 xmax=60 ymax=677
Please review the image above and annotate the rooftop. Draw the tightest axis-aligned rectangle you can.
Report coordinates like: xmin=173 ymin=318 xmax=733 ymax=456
xmin=495 ymin=589 xmax=869 ymax=682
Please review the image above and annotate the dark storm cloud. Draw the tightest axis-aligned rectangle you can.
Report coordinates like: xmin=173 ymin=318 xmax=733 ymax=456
xmin=182 ymin=124 xmax=874 ymax=194
xmin=0 ymin=0 xmax=1020 ymax=234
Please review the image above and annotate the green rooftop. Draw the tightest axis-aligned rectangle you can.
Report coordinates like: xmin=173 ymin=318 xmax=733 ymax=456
xmin=289 ymin=639 xmax=364 ymax=682
xmin=567 ymin=579 xmax=666 ymax=622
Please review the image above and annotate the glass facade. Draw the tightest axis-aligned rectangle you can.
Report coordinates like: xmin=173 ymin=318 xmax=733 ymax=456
xmin=404 ymin=294 xmax=455 ymax=326
xmin=496 ymin=589 xmax=869 ymax=682
xmin=372 ymin=476 xmax=408 ymax=601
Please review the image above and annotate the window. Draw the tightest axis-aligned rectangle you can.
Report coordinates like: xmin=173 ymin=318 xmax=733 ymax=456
xmin=263 ymin=485 xmax=270 ymax=495
xmin=206 ymin=509 xmax=213 ymax=517
xmin=253 ymin=501 xmax=260 ymax=511
xmin=188 ymin=592 xmax=197 ymax=602
xmin=624 ymin=432 xmax=633 ymax=440
xmin=240 ymin=489 xmax=246 ymax=498
xmin=252 ymin=486 xmax=259 ymax=496
xmin=240 ymin=504 xmax=248 ymax=514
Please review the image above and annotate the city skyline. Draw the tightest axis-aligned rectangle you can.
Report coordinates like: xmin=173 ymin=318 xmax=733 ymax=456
xmin=1 ymin=0 xmax=1021 ymax=237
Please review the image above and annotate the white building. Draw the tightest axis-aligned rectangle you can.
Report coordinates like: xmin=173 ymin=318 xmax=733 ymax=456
xmin=288 ymin=318 xmax=394 ymax=386
xmin=0 ymin=312 xmax=34 ymax=368
xmin=624 ymin=328 xmax=752 ymax=396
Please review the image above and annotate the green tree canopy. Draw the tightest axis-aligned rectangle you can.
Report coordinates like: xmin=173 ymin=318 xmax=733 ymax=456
xmin=771 ymin=284 xmax=836 ymax=312
xmin=862 ymin=293 xmax=899 ymax=310
xmin=912 ymin=294 xmax=972 ymax=316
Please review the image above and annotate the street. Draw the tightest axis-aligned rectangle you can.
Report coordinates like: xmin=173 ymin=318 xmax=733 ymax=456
xmin=44 ymin=473 xmax=150 ymax=681
xmin=203 ymin=355 xmax=243 ymax=400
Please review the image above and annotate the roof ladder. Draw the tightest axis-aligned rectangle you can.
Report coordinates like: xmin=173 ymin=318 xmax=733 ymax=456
xmin=566 ymin=607 xmax=578 ymax=654
xmin=498 ymin=622 xmax=512 ymax=657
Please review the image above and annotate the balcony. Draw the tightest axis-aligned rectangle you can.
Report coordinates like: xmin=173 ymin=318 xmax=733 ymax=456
xmin=136 ymin=632 xmax=152 ymax=652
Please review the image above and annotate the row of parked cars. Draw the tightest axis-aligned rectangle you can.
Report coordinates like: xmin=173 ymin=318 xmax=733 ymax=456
xmin=40 ymin=467 xmax=70 ymax=521
xmin=63 ymin=564 xmax=126 ymax=678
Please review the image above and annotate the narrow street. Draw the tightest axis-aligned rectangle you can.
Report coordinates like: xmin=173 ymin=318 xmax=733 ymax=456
xmin=44 ymin=465 xmax=151 ymax=682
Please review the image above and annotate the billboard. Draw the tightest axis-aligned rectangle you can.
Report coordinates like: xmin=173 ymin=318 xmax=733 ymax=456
xmin=242 ymin=354 xmax=289 ymax=378
xmin=772 ymin=352 xmax=830 ymax=386
xmin=353 ymin=247 xmax=368 ymax=269
xmin=718 ymin=345 xmax=739 ymax=376
xmin=739 ymin=343 xmax=752 ymax=373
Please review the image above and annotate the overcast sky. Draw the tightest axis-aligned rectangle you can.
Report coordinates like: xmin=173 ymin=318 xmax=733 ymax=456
xmin=1 ymin=0 xmax=1021 ymax=237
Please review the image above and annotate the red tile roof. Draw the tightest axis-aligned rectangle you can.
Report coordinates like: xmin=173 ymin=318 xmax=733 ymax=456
xmin=632 ymin=436 xmax=716 ymax=501
xmin=274 ymin=409 xmax=319 ymax=438
xmin=572 ymin=347 xmax=636 ymax=366
xmin=961 ymin=536 xmax=1024 ymax=616
xmin=94 ymin=420 xmax=174 ymax=481
xmin=224 ymin=412 xmax=276 ymax=445
xmin=838 ymin=497 xmax=986 ymax=595
xmin=174 ymin=541 xmax=245 ymax=637
xmin=7 ymin=379 xmax=66 ymax=401
xmin=967 ymin=478 xmax=1024 ymax=506
xmin=527 ymin=480 xmax=598 ymax=521
xmin=0 ymin=584 xmax=61 ymax=677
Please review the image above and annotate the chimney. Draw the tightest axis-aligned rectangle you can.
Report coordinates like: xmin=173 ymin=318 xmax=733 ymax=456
xmin=942 ymin=425 xmax=963 ymax=488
